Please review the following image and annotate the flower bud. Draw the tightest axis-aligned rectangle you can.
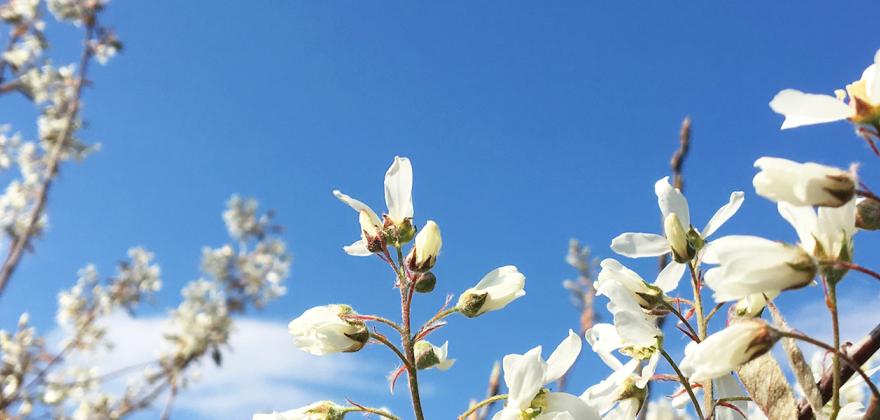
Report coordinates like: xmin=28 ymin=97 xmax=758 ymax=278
xmin=679 ymin=320 xmax=779 ymax=382
xmin=253 ymin=400 xmax=345 ymax=420
xmin=733 ymin=291 xmax=779 ymax=318
xmin=288 ymin=304 xmax=369 ymax=356
xmin=664 ymin=213 xmax=692 ymax=263
xmin=413 ymin=271 xmax=436 ymax=293
xmin=414 ymin=340 xmax=455 ymax=371
xmin=457 ymin=266 xmax=525 ymax=318
xmin=406 ymin=220 xmax=442 ymax=272
xmin=753 ymin=157 xmax=855 ymax=207
xmin=856 ymin=197 xmax=880 ymax=230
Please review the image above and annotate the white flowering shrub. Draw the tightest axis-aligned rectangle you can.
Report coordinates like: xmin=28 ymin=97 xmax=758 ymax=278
xmin=1 ymin=1 xmax=880 ymax=419
xmin=264 ymin=52 xmax=880 ymax=420
xmin=0 ymin=1 xmax=291 ymax=418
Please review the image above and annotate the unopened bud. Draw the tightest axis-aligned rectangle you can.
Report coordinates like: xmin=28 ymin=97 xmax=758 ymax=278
xmin=457 ymin=291 xmax=488 ymax=318
xmin=664 ymin=213 xmax=692 ymax=263
xmin=413 ymin=272 xmax=437 ymax=293
xmin=414 ymin=340 xmax=455 ymax=371
xmin=414 ymin=341 xmax=440 ymax=369
xmin=857 ymin=197 xmax=880 ymax=230
xmin=407 ymin=220 xmax=442 ymax=272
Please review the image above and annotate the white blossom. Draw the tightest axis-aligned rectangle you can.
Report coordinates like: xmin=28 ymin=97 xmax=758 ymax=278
xmin=333 ymin=156 xmax=414 ymax=256
xmin=611 ymin=177 xmax=743 ymax=291
xmin=679 ymin=320 xmax=778 ymax=382
xmin=287 ymin=305 xmax=368 ymax=356
xmin=753 ymin=157 xmax=855 ymax=207
xmin=457 ymin=265 xmax=526 ymax=317
xmin=770 ymin=49 xmax=880 ymax=128
xmin=703 ymin=235 xmax=817 ymax=302
xmin=493 ymin=331 xmax=599 ymax=420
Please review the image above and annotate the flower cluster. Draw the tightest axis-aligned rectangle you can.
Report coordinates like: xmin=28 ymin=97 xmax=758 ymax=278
xmin=267 ymin=157 xmax=526 ymax=420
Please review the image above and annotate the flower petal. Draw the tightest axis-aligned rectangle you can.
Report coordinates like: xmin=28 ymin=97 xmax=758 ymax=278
xmin=544 ymin=330 xmax=582 ymax=384
xmin=343 ymin=239 xmax=373 ymax=256
xmin=384 ymin=156 xmax=413 ymax=223
xmin=654 ymin=261 xmax=686 ymax=292
xmin=655 ymin=177 xmax=691 ymax=228
xmin=867 ymin=49 xmax=880 ymax=104
xmin=702 ymin=191 xmax=745 ymax=238
xmin=503 ymin=347 xmax=546 ymax=410
xmin=611 ymin=233 xmax=670 ymax=258
xmin=769 ymin=89 xmax=851 ymax=129
xmin=333 ymin=190 xmax=381 ymax=222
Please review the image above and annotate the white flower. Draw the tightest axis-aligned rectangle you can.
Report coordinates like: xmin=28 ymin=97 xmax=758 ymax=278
xmin=770 ymin=49 xmax=880 ymax=128
xmin=753 ymin=157 xmax=855 ymax=208
xmin=594 ymin=275 xmax=662 ymax=351
xmin=611 ymin=177 xmax=744 ymax=291
xmin=778 ymin=198 xmax=856 ymax=260
xmin=679 ymin=320 xmax=778 ymax=382
xmin=493 ymin=331 xmax=599 ymax=420
xmin=287 ymin=305 xmax=368 ymax=356
xmin=703 ymin=235 xmax=817 ymax=302
xmin=407 ymin=220 xmax=441 ymax=272
xmin=457 ymin=266 xmax=525 ymax=317
xmin=253 ymin=401 xmax=344 ymax=420
xmin=333 ymin=156 xmax=414 ymax=256
xmin=414 ymin=340 xmax=455 ymax=371
xmin=596 ymin=258 xmax=667 ymax=312
xmin=583 ymin=324 xmax=659 ymax=418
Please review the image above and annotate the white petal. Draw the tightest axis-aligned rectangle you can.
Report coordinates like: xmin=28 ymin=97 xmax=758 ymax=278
xmin=868 ymin=49 xmax=880 ymax=104
xmin=611 ymin=233 xmax=670 ymax=258
xmin=542 ymin=392 xmax=600 ymax=420
xmin=769 ymin=89 xmax=850 ymax=129
xmin=503 ymin=347 xmax=546 ymax=409
xmin=384 ymin=156 xmax=414 ymax=223
xmin=333 ymin=190 xmax=381 ymax=222
xmin=702 ymin=191 xmax=745 ymax=238
xmin=777 ymin=202 xmax=818 ymax=253
xmin=655 ymin=177 xmax=691 ymax=228
xmin=544 ymin=330 xmax=582 ymax=385
xmin=654 ymin=261 xmax=686 ymax=293
xmin=343 ymin=239 xmax=373 ymax=256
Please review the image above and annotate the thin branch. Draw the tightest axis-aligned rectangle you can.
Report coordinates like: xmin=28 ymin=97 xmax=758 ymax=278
xmin=370 ymin=332 xmax=412 ymax=372
xmin=660 ymin=349 xmax=704 ymax=420
xmin=457 ymin=394 xmax=508 ymax=420
xmin=0 ymin=17 xmax=97 ymax=297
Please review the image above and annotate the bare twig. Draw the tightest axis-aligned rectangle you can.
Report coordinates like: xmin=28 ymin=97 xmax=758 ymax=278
xmin=474 ymin=361 xmax=502 ymax=420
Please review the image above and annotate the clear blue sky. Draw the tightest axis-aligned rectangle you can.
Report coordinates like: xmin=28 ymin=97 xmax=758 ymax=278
xmin=3 ymin=1 xmax=880 ymax=418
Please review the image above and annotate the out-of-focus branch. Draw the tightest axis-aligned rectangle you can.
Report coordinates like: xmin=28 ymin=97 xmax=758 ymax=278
xmin=797 ymin=322 xmax=880 ymax=420
xmin=644 ymin=117 xmax=692 ymax=420
xmin=0 ymin=15 xmax=97 ymax=298
xmin=558 ymin=239 xmax=596 ymax=392
xmin=468 ymin=361 xmax=501 ymax=420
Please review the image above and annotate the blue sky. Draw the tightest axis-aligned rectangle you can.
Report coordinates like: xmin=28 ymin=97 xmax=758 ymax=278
xmin=3 ymin=1 xmax=880 ymax=418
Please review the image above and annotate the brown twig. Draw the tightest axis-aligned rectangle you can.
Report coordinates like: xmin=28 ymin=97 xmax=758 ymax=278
xmin=796 ymin=322 xmax=880 ymax=419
